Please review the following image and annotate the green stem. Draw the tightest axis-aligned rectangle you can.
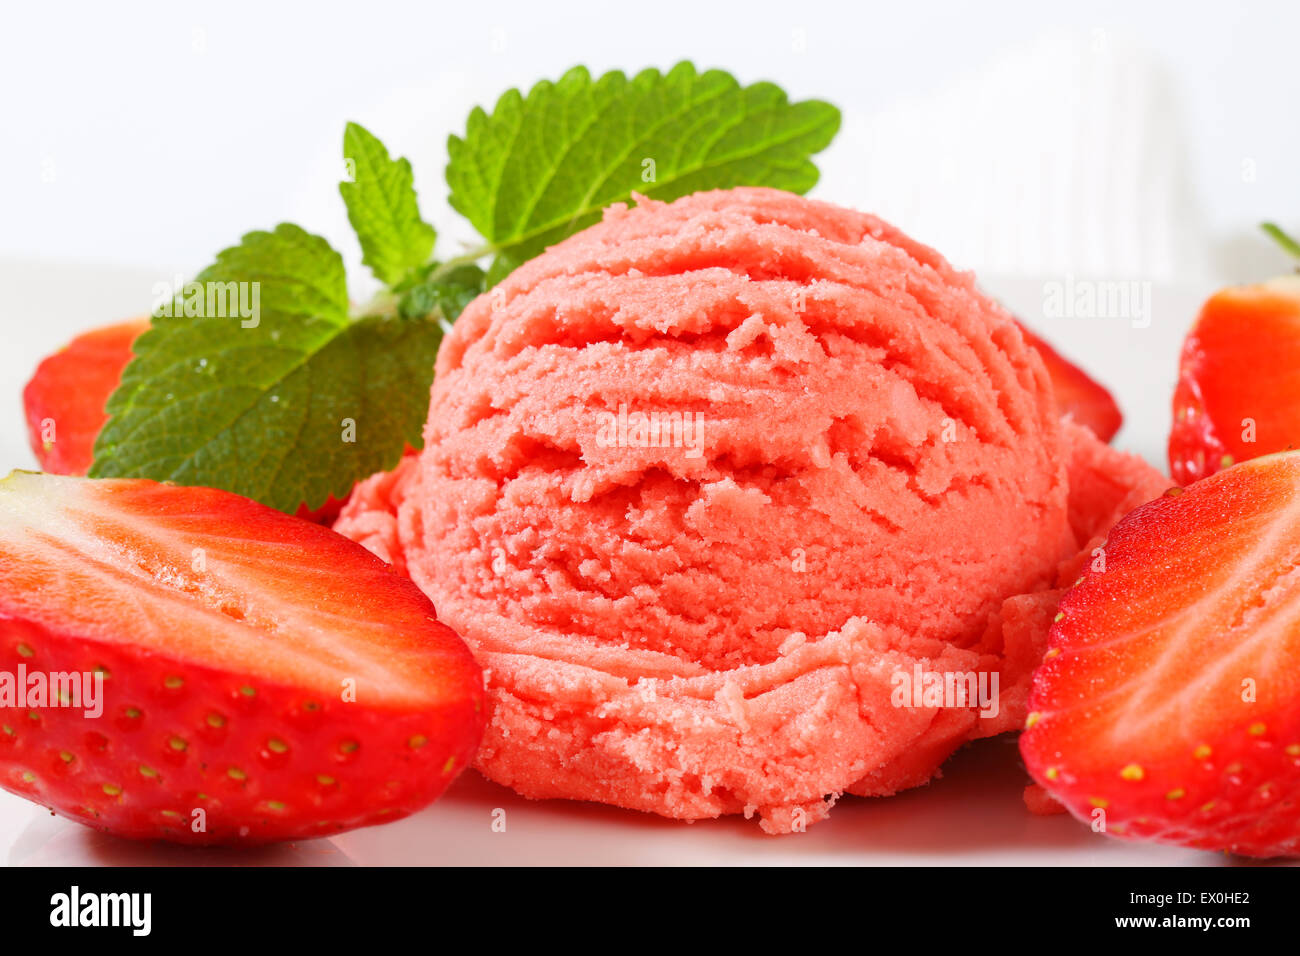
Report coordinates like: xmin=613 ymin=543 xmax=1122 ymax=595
xmin=1262 ymin=222 xmax=1300 ymax=261
xmin=428 ymin=244 xmax=496 ymax=279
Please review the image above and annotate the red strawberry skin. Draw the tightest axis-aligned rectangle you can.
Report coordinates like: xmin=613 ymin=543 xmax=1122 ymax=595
xmin=1015 ymin=320 xmax=1123 ymax=442
xmin=0 ymin=472 xmax=484 ymax=845
xmin=23 ymin=319 xmax=148 ymax=477
xmin=1169 ymin=277 xmax=1300 ymax=484
xmin=1021 ymin=453 xmax=1300 ymax=858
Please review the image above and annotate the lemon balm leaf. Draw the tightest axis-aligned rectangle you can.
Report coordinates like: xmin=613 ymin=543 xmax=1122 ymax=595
xmin=341 ymin=122 xmax=437 ymax=288
xmin=446 ymin=62 xmax=841 ymax=263
xmin=89 ymin=224 xmax=440 ymax=513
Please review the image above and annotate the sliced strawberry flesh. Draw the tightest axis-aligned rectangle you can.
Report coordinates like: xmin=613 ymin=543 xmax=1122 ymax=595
xmin=0 ymin=472 xmax=484 ymax=844
xmin=0 ymin=473 xmax=476 ymax=707
xmin=1022 ymin=453 xmax=1300 ymax=855
xmin=1032 ymin=456 xmax=1300 ymax=760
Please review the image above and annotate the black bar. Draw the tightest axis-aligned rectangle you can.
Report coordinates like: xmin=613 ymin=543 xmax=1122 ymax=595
xmin=0 ymin=864 xmax=1290 ymax=941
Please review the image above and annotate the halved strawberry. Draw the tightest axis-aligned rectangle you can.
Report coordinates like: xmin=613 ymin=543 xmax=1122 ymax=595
xmin=0 ymin=471 xmax=483 ymax=845
xmin=1015 ymin=320 xmax=1123 ymax=442
xmin=22 ymin=319 xmax=348 ymax=522
xmin=1169 ymin=266 xmax=1300 ymax=484
xmin=23 ymin=319 xmax=149 ymax=476
xmin=1021 ymin=452 xmax=1300 ymax=858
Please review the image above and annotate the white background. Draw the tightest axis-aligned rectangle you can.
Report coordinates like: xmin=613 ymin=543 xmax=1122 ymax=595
xmin=2 ymin=0 xmax=1299 ymax=285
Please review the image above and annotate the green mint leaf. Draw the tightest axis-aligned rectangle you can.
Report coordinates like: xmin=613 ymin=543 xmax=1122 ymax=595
xmin=90 ymin=224 xmax=439 ymax=514
xmin=341 ymin=122 xmax=437 ymax=287
xmin=397 ymin=263 xmax=486 ymax=322
xmin=446 ymin=61 xmax=841 ymax=263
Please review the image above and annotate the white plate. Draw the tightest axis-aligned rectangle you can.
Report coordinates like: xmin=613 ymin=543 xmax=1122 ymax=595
xmin=0 ymin=261 xmax=1279 ymax=866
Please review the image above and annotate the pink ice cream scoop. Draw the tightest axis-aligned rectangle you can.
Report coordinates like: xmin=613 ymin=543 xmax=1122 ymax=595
xmin=336 ymin=187 xmax=1166 ymax=832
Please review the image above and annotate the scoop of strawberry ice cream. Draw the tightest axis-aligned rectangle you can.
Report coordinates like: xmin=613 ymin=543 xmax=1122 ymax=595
xmin=335 ymin=187 xmax=1166 ymax=832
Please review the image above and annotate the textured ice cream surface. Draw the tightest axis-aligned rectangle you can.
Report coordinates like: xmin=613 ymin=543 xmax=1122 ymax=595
xmin=336 ymin=187 xmax=1166 ymax=832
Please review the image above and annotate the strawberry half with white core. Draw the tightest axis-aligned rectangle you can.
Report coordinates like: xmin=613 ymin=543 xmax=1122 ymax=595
xmin=1021 ymin=452 xmax=1300 ymax=858
xmin=0 ymin=472 xmax=484 ymax=845
xmin=1169 ymin=223 xmax=1300 ymax=484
